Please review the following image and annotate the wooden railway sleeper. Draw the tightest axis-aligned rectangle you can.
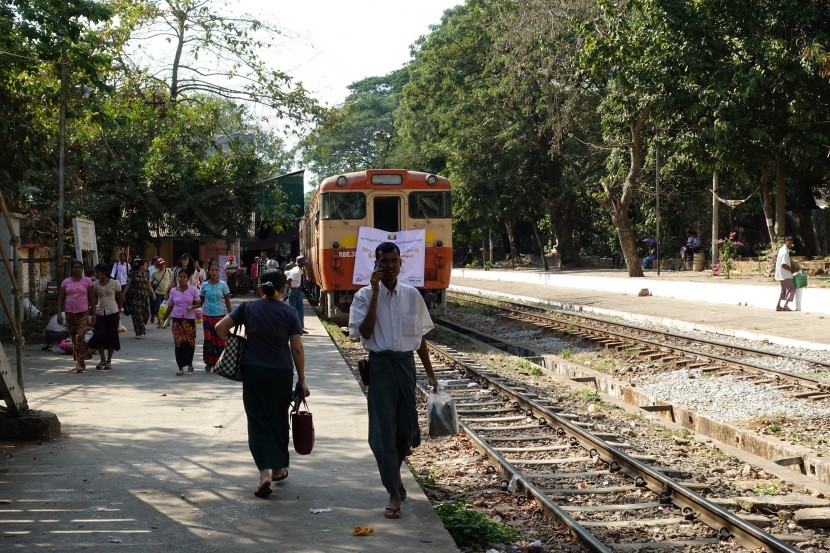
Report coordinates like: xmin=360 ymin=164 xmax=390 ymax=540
xmin=427 ymin=341 xmax=800 ymax=553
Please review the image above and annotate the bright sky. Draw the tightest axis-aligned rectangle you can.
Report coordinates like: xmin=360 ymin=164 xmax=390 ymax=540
xmin=241 ymin=0 xmax=461 ymax=106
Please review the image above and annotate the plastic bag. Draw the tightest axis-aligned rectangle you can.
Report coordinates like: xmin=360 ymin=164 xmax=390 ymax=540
xmin=194 ymin=308 xmax=202 ymax=324
xmin=118 ymin=323 xmax=127 ymax=333
xmin=161 ymin=316 xmax=172 ymax=329
xmin=157 ymin=301 xmax=168 ymax=319
xmin=84 ymin=330 xmax=93 ymax=342
xmin=427 ymin=381 xmax=458 ymax=438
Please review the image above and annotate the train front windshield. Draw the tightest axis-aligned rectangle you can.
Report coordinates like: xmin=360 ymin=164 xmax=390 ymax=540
xmin=321 ymin=192 xmax=365 ymax=219
xmin=409 ymin=191 xmax=452 ymax=219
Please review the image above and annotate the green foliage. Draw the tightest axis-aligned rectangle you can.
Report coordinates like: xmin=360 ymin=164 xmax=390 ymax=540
xmin=577 ymin=389 xmax=602 ymax=404
xmin=72 ymin=96 xmax=271 ymax=253
xmin=413 ymin=469 xmax=440 ymax=489
xmin=302 ymin=69 xmax=408 ymax=177
xmin=755 ymin=483 xmax=780 ymax=496
xmin=434 ymin=499 xmax=518 ymax=548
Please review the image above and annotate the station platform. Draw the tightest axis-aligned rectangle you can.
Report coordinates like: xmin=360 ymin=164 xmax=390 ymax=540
xmin=451 ymin=267 xmax=830 ymax=350
xmin=0 ymin=300 xmax=458 ymax=552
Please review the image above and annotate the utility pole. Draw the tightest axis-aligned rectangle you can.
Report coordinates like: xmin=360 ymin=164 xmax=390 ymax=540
xmin=56 ymin=0 xmax=68 ymax=282
xmin=712 ymin=171 xmax=719 ymax=265
xmin=655 ymin=147 xmax=660 ymax=276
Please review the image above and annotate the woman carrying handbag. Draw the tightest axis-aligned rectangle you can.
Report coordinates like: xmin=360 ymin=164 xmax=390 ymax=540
xmin=215 ymin=270 xmax=308 ymax=499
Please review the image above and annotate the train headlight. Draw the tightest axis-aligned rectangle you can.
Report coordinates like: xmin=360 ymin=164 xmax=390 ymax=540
xmin=426 ymin=174 xmax=438 ymax=185
xmin=435 ymin=240 xmax=443 ymax=248
xmin=332 ymin=241 xmax=340 ymax=249
xmin=336 ymin=175 xmax=348 ymax=186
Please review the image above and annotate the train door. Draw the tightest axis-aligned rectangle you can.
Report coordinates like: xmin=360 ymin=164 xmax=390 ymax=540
xmin=373 ymin=196 xmax=400 ymax=232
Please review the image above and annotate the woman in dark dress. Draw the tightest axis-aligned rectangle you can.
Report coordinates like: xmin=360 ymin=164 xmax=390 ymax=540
xmin=215 ymin=270 xmax=308 ymax=498
xmin=122 ymin=259 xmax=155 ymax=339
xmin=87 ymin=262 xmax=123 ymax=370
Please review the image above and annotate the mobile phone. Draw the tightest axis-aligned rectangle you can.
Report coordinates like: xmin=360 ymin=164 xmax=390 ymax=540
xmin=374 ymin=260 xmax=380 ymax=271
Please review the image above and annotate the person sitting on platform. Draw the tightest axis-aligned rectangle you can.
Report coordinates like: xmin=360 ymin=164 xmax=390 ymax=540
xmin=642 ymin=238 xmax=657 ymax=269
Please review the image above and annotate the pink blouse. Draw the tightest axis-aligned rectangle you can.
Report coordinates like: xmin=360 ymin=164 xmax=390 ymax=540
xmin=168 ymin=286 xmax=199 ymax=319
xmin=61 ymin=277 xmax=93 ymax=314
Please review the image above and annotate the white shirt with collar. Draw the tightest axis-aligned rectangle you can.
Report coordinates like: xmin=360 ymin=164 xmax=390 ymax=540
xmin=775 ymin=245 xmax=793 ymax=281
xmin=111 ymin=262 xmax=129 ymax=285
xmin=286 ymin=265 xmax=303 ymax=289
xmin=348 ymin=281 xmax=434 ymax=353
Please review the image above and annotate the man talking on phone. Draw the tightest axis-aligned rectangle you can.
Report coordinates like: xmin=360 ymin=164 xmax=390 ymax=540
xmin=348 ymin=241 xmax=438 ymax=520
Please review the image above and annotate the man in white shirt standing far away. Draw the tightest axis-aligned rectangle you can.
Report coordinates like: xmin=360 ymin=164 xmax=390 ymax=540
xmin=285 ymin=256 xmax=306 ymax=332
xmin=348 ymin=241 xmax=438 ymax=521
xmin=110 ymin=252 xmax=130 ymax=286
xmin=774 ymin=236 xmax=796 ymax=312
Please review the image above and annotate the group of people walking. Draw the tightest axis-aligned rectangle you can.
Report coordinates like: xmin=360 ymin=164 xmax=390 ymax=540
xmin=56 ymin=253 xmax=228 ymax=375
xmin=55 ymin=243 xmax=434 ymax=521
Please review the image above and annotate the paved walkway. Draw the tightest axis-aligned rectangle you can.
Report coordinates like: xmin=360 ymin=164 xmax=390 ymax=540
xmin=0 ymin=299 xmax=458 ymax=552
xmin=451 ymin=268 xmax=830 ymax=350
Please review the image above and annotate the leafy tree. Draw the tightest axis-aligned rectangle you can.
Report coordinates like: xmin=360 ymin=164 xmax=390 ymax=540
xmin=0 ymin=0 xmax=110 ymax=208
xmin=106 ymin=0 xmax=318 ymax=124
xmin=302 ymin=68 xmax=408 ymax=177
xmin=71 ymin=97 xmax=269 ymax=254
xmin=674 ymin=0 xmax=830 ymax=243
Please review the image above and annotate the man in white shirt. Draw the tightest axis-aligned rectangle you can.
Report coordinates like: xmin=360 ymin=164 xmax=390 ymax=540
xmin=285 ymin=257 xmax=306 ymax=331
xmin=348 ymin=242 xmax=437 ymax=521
xmin=110 ymin=252 xmax=130 ymax=286
xmin=774 ymin=237 xmax=795 ymax=311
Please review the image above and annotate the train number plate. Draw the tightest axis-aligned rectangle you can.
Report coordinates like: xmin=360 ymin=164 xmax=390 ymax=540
xmin=338 ymin=251 xmax=355 ymax=258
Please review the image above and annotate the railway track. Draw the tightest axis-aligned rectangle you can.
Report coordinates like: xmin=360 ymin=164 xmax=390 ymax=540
xmin=446 ymin=290 xmax=830 ymax=400
xmin=418 ymin=340 xmax=808 ymax=552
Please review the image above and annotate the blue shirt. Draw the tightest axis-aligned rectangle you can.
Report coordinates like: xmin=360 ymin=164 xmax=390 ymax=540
xmin=199 ymin=280 xmax=230 ymax=317
xmin=229 ymin=299 xmax=301 ymax=370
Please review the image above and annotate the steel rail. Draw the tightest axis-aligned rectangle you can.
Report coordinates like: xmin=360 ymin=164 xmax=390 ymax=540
xmin=425 ymin=342 xmax=801 ymax=553
xmin=449 ymin=289 xmax=830 ymax=369
xmin=448 ymin=290 xmax=830 ymax=392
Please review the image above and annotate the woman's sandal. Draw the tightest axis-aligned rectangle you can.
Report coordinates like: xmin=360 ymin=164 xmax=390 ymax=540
xmin=384 ymin=507 xmax=401 ymax=519
xmin=102 ymin=364 xmax=112 ymax=371
xmin=271 ymin=468 xmax=288 ymax=482
xmin=187 ymin=366 xmax=194 ymax=373
xmin=176 ymin=369 xmax=184 ymax=376
xmin=95 ymin=362 xmax=105 ymax=370
xmin=254 ymin=480 xmax=272 ymax=498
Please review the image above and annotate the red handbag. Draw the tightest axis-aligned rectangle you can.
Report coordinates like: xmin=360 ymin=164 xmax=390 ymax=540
xmin=291 ymin=398 xmax=314 ymax=455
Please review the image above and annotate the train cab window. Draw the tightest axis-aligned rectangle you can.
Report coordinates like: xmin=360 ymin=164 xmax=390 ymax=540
xmin=321 ymin=192 xmax=365 ymax=220
xmin=373 ymin=196 xmax=400 ymax=232
xmin=409 ymin=191 xmax=452 ymax=219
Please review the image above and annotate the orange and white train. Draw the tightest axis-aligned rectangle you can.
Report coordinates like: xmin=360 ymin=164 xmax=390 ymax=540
xmin=299 ymin=169 xmax=452 ymax=324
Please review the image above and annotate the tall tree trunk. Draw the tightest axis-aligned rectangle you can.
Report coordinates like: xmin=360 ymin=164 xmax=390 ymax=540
xmin=774 ymin=154 xmax=787 ymax=238
xmin=759 ymin=170 xmax=774 ymax=245
xmin=553 ymin=195 xmax=577 ymax=267
xmin=794 ymin=208 xmax=817 ymax=257
xmin=170 ymin=12 xmax=187 ymax=102
xmin=531 ymin=220 xmax=549 ymax=271
xmin=609 ymin=201 xmax=643 ymax=277
xmin=504 ymin=219 xmax=516 ymax=267
xmin=597 ymin=108 xmax=649 ymax=277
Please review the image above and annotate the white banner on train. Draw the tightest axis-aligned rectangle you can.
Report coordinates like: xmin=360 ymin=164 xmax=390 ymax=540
xmin=353 ymin=227 xmax=425 ymax=287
